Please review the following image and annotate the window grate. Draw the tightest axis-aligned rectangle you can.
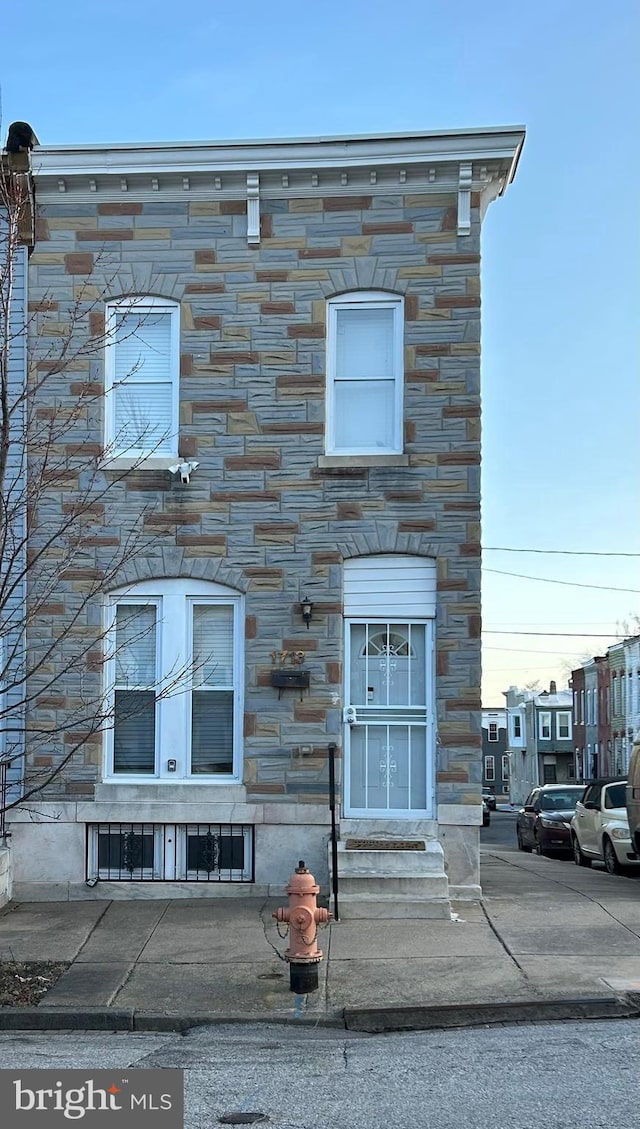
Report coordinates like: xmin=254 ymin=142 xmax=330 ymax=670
xmin=87 ymin=823 xmax=254 ymax=882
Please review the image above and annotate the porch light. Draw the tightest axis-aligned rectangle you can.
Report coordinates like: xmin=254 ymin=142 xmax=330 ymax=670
xmin=301 ymin=595 xmax=313 ymax=629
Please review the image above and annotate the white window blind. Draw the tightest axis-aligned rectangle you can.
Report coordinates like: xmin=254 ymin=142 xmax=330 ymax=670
xmin=191 ymin=605 xmax=234 ymax=774
xmin=327 ymin=293 xmax=403 ymax=455
xmin=113 ymin=604 xmax=156 ymax=773
xmin=110 ymin=307 xmax=176 ymax=455
xmin=336 ymin=307 xmax=394 ymax=380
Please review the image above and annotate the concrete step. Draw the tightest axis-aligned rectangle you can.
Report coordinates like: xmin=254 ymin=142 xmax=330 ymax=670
xmin=329 ymin=837 xmax=450 ymax=919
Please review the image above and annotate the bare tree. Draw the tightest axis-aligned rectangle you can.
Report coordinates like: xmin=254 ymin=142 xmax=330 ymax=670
xmin=0 ymin=149 xmax=190 ymax=825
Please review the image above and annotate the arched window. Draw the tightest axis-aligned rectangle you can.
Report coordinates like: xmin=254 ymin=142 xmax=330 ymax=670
xmin=104 ymin=296 xmax=180 ymax=458
xmin=326 ymin=290 xmax=404 ymax=456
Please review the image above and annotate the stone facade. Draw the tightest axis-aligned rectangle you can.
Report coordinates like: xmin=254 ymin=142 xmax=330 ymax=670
xmin=9 ymin=128 xmax=524 ymax=901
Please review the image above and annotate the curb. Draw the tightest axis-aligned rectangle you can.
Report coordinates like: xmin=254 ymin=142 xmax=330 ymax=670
xmin=343 ymin=996 xmax=640 ymax=1033
xmin=0 ymin=1007 xmax=345 ymax=1033
xmin=1 ymin=997 xmax=639 ymax=1034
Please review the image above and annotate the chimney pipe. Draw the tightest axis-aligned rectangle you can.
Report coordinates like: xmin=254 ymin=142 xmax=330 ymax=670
xmin=549 ymin=680 xmax=557 ymax=694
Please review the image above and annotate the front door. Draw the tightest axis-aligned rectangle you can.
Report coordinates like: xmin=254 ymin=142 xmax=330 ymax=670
xmin=344 ymin=621 xmax=434 ymax=817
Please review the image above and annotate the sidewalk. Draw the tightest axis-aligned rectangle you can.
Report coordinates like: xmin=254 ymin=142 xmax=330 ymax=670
xmin=1 ymin=849 xmax=640 ymax=1032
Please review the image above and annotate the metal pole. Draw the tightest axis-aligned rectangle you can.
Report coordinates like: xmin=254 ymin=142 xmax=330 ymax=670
xmin=328 ymin=743 xmax=339 ymax=920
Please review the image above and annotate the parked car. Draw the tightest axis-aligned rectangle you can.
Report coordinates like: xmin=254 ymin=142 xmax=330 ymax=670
xmin=516 ymin=785 xmax=585 ymax=856
xmin=482 ymin=799 xmax=491 ymax=827
xmin=571 ymin=778 xmax=640 ymax=875
xmin=482 ymin=788 xmax=497 ymax=811
xmin=626 ymin=739 xmax=640 ymax=855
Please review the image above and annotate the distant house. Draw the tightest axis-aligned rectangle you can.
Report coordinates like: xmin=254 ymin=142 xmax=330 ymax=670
xmin=504 ymin=682 xmax=573 ymax=805
xmin=481 ymin=708 xmax=507 ymax=793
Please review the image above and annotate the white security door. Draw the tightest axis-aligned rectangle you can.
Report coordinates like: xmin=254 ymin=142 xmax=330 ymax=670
xmin=345 ymin=621 xmax=434 ymax=816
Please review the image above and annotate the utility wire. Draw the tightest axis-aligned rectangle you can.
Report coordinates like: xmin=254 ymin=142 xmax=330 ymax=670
xmin=483 ymin=547 xmax=640 ymax=557
xmin=484 ymin=568 xmax=640 ymax=594
xmin=483 ymin=630 xmax=624 ymax=638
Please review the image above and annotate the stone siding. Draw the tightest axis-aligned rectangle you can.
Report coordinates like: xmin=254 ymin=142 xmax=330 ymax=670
xmin=27 ymin=189 xmax=482 ymax=811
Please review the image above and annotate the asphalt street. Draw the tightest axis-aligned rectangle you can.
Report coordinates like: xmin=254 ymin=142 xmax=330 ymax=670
xmin=0 ymin=1020 xmax=637 ymax=1128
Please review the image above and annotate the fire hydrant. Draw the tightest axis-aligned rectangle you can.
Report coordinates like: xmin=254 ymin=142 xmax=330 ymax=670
xmin=273 ymin=860 xmax=332 ymax=993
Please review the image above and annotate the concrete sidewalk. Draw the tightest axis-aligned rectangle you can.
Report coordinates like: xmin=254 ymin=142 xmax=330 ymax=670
xmin=1 ymin=848 xmax=640 ymax=1031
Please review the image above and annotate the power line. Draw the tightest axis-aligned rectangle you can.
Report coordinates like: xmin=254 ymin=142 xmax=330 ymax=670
xmin=483 ymin=630 xmax=623 ymax=638
xmin=483 ymin=547 xmax=640 ymax=557
xmin=484 ymin=568 xmax=640 ymax=594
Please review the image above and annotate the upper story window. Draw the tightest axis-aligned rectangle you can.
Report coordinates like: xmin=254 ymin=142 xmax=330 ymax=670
xmin=538 ymin=711 xmax=551 ymax=740
xmin=512 ymin=714 xmax=522 ymax=740
xmin=105 ymin=296 xmax=180 ymax=458
xmin=556 ymin=711 xmax=571 ymax=740
xmin=488 ymin=722 xmax=498 ymax=742
xmin=105 ymin=578 xmax=243 ymax=781
xmin=326 ymin=291 xmax=404 ymax=456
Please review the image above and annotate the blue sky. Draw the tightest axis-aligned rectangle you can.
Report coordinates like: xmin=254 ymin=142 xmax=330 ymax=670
xmin=2 ymin=0 xmax=638 ymax=703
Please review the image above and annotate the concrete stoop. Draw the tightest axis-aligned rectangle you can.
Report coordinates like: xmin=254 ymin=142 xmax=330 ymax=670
xmin=330 ymin=838 xmax=451 ymax=920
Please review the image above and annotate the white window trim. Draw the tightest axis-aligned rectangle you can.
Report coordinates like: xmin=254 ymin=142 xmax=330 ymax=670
xmin=325 ymin=290 xmax=404 ymax=457
xmin=88 ymin=823 xmax=252 ymax=881
xmin=104 ymin=295 xmax=180 ymax=460
xmin=556 ymin=711 xmax=571 ymax=740
xmin=485 ymin=755 xmax=495 ymax=782
xmin=502 ymin=754 xmax=509 ymax=780
xmin=488 ymin=722 xmax=498 ymax=742
xmin=538 ymin=711 xmax=551 ymax=740
xmin=104 ymin=579 xmax=243 ymax=783
xmin=512 ymin=714 xmax=522 ymax=740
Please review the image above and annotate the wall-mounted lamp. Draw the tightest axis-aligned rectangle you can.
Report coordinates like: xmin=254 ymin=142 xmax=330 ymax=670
xmin=301 ymin=595 xmax=313 ymax=630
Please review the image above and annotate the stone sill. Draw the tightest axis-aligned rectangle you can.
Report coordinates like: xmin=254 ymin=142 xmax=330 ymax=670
xmin=100 ymin=455 xmax=178 ymax=472
xmin=95 ymin=782 xmax=246 ymax=803
xmin=318 ymin=455 xmax=409 ymax=469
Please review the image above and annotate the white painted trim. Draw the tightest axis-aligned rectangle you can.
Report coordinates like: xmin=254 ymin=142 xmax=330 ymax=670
xmin=246 ymin=173 xmax=260 ymax=245
xmin=326 ymin=291 xmax=404 ymax=457
xmin=104 ymin=296 xmax=180 ymax=460
xmin=104 ymin=579 xmax=244 ymax=784
xmin=32 ymin=125 xmax=526 ymax=178
xmin=457 ymin=161 xmax=473 ymax=235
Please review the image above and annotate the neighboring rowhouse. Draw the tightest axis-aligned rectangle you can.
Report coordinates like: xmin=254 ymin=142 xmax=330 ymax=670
xmin=504 ymin=682 xmax=573 ymax=805
xmin=8 ymin=125 xmax=524 ymax=909
xmin=481 ymin=707 xmax=507 ymax=794
xmin=574 ymin=636 xmax=640 ymax=777
xmin=0 ymin=141 xmax=36 ymax=819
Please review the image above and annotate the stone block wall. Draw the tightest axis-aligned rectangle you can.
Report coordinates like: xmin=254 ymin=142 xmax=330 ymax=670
xmin=26 ymin=187 xmax=482 ymax=812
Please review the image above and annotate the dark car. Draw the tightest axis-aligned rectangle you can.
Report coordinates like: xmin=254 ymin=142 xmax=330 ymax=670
xmin=516 ymin=784 xmax=585 ymax=856
xmin=482 ymin=788 xmax=497 ymax=811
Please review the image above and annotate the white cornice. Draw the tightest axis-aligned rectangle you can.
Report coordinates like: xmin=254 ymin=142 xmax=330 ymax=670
xmin=32 ymin=125 xmax=525 ymax=181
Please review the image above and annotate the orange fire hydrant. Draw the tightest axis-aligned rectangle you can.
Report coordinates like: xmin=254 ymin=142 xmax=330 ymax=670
xmin=273 ymin=859 xmax=332 ymax=993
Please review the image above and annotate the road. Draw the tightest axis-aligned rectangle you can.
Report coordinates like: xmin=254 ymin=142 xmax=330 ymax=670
xmin=481 ymin=807 xmax=518 ymax=848
xmin=0 ymin=1020 xmax=637 ymax=1128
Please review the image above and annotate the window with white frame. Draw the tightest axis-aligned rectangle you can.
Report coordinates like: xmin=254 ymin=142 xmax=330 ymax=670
xmin=105 ymin=296 xmax=179 ymax=457
xmin=512 ymin=714 xmax=522 ymax=740
xmin=539 ymin=711 xmax=551 ymax=740
xmin=326 ymin=291 xmax=404 ymax=455
xmin=556 ymin=711 xmax=571 ymax=740
xmin=484 ymin=755 xmax=495 ymax=781
xmin=106 ymin=579 xmax=242 ymax=780
xmin=502 ymin=754 xmax=509 ymax=781
xmin=488 ymin=721 xmax=498 ymax=742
